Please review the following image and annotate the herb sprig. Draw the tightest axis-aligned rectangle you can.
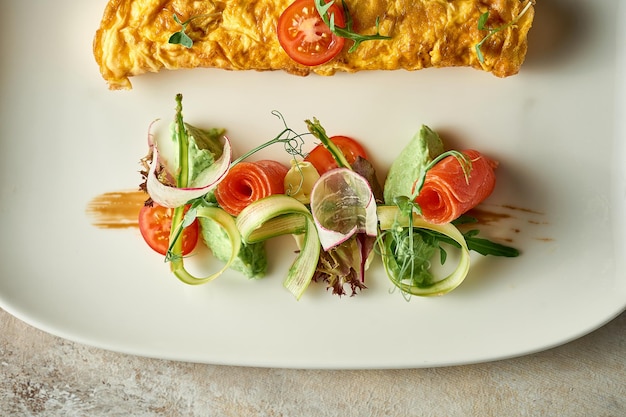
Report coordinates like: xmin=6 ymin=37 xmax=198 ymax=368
xmin=314 ymin=0 xmax=391 ymax=53
xmin=391 ymin=198 xmax=519 ymax=262
xmin=168 ymin=13 xmax=221 ymax=48
xmin=433 ymin=215 xmax=520 ymax=257
xmin=475 ymin=0 xmax=535 ymax=63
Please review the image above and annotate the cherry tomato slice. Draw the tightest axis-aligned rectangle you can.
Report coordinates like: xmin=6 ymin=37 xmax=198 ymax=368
xmin=304 ymin=135 xmax=368 ymax=174
xmin=277 ymin=0 xmax=346 ymax=66
xmin=138 ymin=204 xmax=199 ymax=256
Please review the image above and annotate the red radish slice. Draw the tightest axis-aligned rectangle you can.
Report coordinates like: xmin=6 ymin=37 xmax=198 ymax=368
xmin=146 ymin=136 xmax=232 ymax=208
xmin=310 ymin=168 xmax=378 ymax=251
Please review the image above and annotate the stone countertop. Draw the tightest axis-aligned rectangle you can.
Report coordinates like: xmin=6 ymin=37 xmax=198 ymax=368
xmin=1 ymin=308 xmax=624 ymax=417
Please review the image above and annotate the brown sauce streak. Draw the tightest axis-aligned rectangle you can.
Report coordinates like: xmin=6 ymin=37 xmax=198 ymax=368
xmin=469 ymin=205 xmax=547 ymax=226
xmin=467 ymin=208 xmax=512 ymax=226
xmin=500 ymin=204 xmax=544 ymax=215
xmin=86 ymin=193 xmax=553 ymax=243
xmin=467 ymin=205 xmax=552 ymax=243
xmin=86 ymin=190 xmax=146 ymax=229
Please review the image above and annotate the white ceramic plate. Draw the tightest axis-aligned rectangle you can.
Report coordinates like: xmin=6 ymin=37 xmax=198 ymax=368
xmin=0 ymin=0 xmax=624 ymax=369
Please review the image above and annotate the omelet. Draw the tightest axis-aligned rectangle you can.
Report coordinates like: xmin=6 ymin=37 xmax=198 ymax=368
xmin=93 ymin=0 xmax=535 ymax=90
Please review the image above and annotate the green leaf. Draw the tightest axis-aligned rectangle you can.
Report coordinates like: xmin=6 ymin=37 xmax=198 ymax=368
xmin=167 ymin=12 xmax=222 ymax=48
xmin=181 ymin=207 xmax=197 ymax=228
xmin=168 ymin=31 xmax=193 ymax=48
xmin=477 ymin=11 xmax=489 ymax=30
xmin=317 ymin=0 xmax=334 ymax=18
xmin=452 ymin=215 xmax=478 ymax=226
xmin=417 ymin=228 xmax=520 ymax=258
xmin=439 ymin=245 xmax=448 ymax=265
xmin=475 ymin=43 xmax=485 ymax=64
xmin=314 ymin=0 xmax=391 ymax=52
xmin=464 ymin=229 xmax=480 ymax=239
xmin=464 ymin=235 xmax=520 ymax=257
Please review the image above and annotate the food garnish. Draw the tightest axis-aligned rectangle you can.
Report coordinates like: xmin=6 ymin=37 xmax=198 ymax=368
xmin=167 ymin=5 xmax=223 ymax=48
xmin=137 ymin=95 xmax=519 ymax=298
xmin=168 ymin=14 xmax=207 ymax=48
xmin=313 ymin=0 xmax=390 ymax=53
xmin=475 ymin=0 xmax=536 ymax=64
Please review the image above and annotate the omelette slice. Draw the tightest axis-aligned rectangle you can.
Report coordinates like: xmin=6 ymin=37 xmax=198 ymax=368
xmin=93 ymin=0 xmax=535 ymax=90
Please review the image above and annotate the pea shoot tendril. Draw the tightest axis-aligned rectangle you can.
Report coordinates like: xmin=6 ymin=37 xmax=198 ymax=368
xmin=229 ymin=111 xmax=308 ymax=167
xmin=475 ymin=0 xmax=535 ymax=63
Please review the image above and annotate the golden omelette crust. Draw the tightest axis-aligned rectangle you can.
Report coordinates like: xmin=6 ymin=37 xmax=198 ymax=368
xmin=93 ymin=0 xmax=534 ymax=90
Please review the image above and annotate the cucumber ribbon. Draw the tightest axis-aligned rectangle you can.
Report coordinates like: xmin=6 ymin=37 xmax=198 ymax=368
xmin=236 ymin=195 xmax=321 ymax=300
xmin=169 ymin=206 xmax=242 ymax=285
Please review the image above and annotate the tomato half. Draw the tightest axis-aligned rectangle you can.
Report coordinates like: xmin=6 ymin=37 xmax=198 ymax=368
xmin=138 ymin=204 xmax=199 ymax=256
xmin=277 ymin=0 xmax=346 ymax=66
xmin=304 ymin=135 xmax=368 ymax=174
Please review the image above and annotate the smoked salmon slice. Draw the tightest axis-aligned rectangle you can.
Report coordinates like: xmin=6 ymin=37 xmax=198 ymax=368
xmin=415 ymin=150 xmax=497 ymax=224
xmin=214 ymin=160 xmax=289 ymax=216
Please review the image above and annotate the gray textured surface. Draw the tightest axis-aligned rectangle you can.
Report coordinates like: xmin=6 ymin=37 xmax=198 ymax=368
xmin=1 ymin=308 xmax=625 ymax=417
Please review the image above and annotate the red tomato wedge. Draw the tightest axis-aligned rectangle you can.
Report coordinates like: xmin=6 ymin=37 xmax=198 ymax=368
xmin=214 ymin=160 xmax=289 ymax=216
xmin=277 ymin=0 xmax=346 ymax=66
xmin=138 ymin=204 xmax=199 ymax=255
xmin=414 ymin=150 xmax=498 ymax=224
xmin=304 ymin=135 xmax=367 ymax=174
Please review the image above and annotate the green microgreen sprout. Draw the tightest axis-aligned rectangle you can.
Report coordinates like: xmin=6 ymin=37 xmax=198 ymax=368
xmin=168 ymin=12 xmax=221 ymax=48
xmin=475 ymin=0 xmax=534 ymax=63
xmin=314 ymin=0 xmax=391 ymax=53
xmin=375 ymin=195 xmax=443 ymax=299
xmin=411 ymin=150 xmax=472 ymax=200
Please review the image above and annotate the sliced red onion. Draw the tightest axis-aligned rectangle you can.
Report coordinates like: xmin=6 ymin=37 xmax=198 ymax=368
xmin=147 ymin=135 xmax=232 ymax=208
xmin=310 ymin=168 xmax=378 ymax=251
